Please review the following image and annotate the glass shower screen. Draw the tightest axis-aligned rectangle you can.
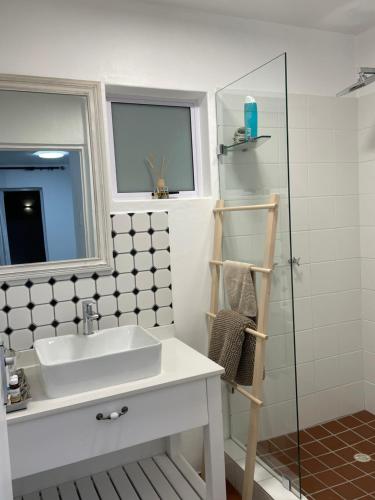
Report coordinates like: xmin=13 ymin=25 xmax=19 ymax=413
xmin=216 ymin=53 xmax=301 ymax=498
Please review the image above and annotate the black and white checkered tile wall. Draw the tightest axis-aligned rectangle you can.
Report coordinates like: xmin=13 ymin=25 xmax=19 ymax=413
xmin=0 ymin=212 xmax=173 ymax=351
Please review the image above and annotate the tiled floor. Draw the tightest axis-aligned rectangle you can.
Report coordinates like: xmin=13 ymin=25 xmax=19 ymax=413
xmin=227 ymin=481 xmax=242 ymax=499
xmin=257 ymin=410 xmax=375 ymax=499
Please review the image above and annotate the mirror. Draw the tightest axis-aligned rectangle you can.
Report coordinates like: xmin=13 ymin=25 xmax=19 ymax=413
xmin=0 ymin=75 xmax=112 ymax=281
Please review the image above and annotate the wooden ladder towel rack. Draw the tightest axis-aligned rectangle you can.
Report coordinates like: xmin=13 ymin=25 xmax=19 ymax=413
xmin=207 ymin=193 xmax=279 ymax=500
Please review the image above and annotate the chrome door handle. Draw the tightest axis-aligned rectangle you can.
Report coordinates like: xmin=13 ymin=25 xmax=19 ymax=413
xmin=96 ymin=406 xmax=128 ymax=421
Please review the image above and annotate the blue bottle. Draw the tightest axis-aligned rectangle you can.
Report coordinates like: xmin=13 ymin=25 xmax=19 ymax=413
xmin=244 ymin=96 xmax=258 ymax=140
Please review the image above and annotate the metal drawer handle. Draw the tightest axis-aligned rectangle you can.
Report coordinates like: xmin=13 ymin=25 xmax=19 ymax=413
xmin=96 ymin=406 xmax=128 ymax=421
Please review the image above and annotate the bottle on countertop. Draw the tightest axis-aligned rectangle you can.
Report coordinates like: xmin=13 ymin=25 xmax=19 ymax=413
xmin=244 ymin=95 xmax=258 ymax=140
xmin=9 ymin=374 xmax=21 ymax=404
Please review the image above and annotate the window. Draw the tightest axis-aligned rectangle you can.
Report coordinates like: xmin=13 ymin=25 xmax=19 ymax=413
xmin=108 ymin=98 xmax=200 ymax=199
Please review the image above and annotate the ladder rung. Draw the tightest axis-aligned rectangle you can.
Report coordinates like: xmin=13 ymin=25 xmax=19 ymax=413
xmin=206 ymin=312 xmax=268 ymax=340
xmin=209 ymin=260 xmax=272 ymax=274
xmin=213 ymin=203 xmax=277 ymax=213
xmin=225 ymin=380 xmax=263 ymax=406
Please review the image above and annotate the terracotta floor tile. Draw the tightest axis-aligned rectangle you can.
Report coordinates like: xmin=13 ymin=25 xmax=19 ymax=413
xmin=337 ymin=415 xmax=363 ymax=429
xmin=322 ymin=420 xmax=348 ymax=434
xmin=303 ymin=441 xmax=331 ymax=457
xmin=334 ymin=481 xmax=368 ymax=499
xmin=226 ymin=481 xmax=241 ymax=500
xmin=302 ymin=457 xmax=327 ymax=474
xmin=270 ymin=434 xmax=296 ymax=451
xmin=318 ymin=453 xmax=346 ymax=468
xmin=354 ymin=459 xmax=375 ymax=474
xmin=355 ymin=424 xmax=375 ymax=439
xmin=314 ymin=469 xmax=346 ymax=487
xmin=354 ymin=440 xmax=375 ymax=456
xmin=300 ymin=447 xmax=313 ymax=460
xmin=353 ymin=410 xmax=375 ymax=423
xmin=300 ymin=430 xmax=316 ymax=444
xmin=307 ymin=425 xmax=332 ymax=440
xmin=283 ymin=446 xmax=299 ymax=461
xmin=320 ymin=436 xmax=347 ymax=452
xmin=257 ymin=440 xmax=278 ymax=455
xmin=336 ymin=430 xmax=363 ymax=446
xmin=312 ymin=488 xmax=343 ymax=499
xmin=335 ymin=463 xmax=367 ymax=480
xmin=352 ymin=474 xmax=375 ymax=493
xmin=288 ymin=431 xmax=298 ymax=443
xmin=263 ymin=451 xmax=292 ymax=468
xmin=301 ymin=475 xmax=326 ymax=494
xmin=336 ymin=446 xmax=358 ymax=462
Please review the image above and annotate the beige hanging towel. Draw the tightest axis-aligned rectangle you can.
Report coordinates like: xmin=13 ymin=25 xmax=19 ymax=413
xmin=208 ymin=310 xmax=257 ymax=386
xmin=223 ymin=260 xmax=257 ymax=318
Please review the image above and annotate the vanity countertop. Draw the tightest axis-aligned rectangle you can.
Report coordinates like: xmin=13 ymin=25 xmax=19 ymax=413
xmin=7 ymin=338 xmax=223 ymax=425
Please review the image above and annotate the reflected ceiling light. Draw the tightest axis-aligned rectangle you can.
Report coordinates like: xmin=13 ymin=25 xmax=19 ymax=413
xmin=33 ymin=150 xmax=67 ymax=159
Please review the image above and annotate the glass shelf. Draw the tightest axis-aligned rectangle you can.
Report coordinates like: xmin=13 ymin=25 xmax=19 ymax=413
xmin=218 ymin=135 xmax=271 ymax=155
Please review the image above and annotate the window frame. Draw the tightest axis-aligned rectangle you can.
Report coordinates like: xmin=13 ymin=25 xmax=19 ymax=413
xmin=107 ymin=95 xmax=202 ymax=200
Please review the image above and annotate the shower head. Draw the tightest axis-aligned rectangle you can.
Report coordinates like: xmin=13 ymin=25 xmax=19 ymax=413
xmin=337 ymin=67 xmax=375 ymax=97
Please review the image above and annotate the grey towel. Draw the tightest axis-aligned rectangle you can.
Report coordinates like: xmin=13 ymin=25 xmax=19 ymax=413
xmin=223 ymin=260 xmax=257 ymax=318
xmin=208 ymin=310 xmax=257 ymax=386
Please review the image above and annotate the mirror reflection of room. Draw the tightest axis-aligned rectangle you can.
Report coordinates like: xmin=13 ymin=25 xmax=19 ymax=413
xmin=0 ymin=149 xmax=90 ymax=265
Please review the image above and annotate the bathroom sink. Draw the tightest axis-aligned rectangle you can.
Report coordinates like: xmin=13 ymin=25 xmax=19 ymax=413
xmin=34 ymin=325 xmax=162 ymax=398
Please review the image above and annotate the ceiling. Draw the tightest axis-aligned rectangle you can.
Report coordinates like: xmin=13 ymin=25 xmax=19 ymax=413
xmin=145 ymin=0 xmax=375 ymax=35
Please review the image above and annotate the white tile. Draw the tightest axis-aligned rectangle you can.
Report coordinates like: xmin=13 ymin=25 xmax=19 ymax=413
xmin=308 ymin=165 xmax=336 ymax=196
xmin=316 ymin=387 xmax=341 ymax=422
xmin=309 ymin=197 xmax=336 ymax=230
xmin=311 ymin=293 xmax=339 ymax=327
xmin=153 ymin=250 xmax=170 ymax=269
xmin=115 ymin=253 xmax=134 ymax=274
xmin=132 ymin=213 xmax=150 ymax=232
xmin=34 ymin=325 xmax=55 ymax=341
xmin=117 ymin=273 xmax=135 ymax=293
xmin=337 ymin=290 xmax=361 ymax=323
xmin=154 ymin=269 xmax=171 ymax=288
xmin=362 ymin=290 xmax=375 ymax=321
xmin=338 ymin=321 xmax=362 ymax=354
xmin=1 ymin=333 xmax=10 ymax=349
xmin=336 ymin=227 xmax=360 ymax=259
xmin=288 ymin=129 xmax=307 ymax=163
xmin=8 ymin=308 xmax=31 ymax=330
xmin=134 ymin=252 xmax=152 ymax=271
xmin=151 ymin=212 xmax=168 ymax=230
xmin=298 ymin=394 xmax=319 ymax=429
xmin=96 ymin=275 xmax=116 ymax=296
xmin=97 ymin=295 xmax=116 ymax=316
xmin=295 ymin=330 xmax=314 ymax=364
xmin=309 ymin=229 xmax=337 ymax=262
xmin=152 ymin=231 xmax=169 ymax=250
xmin=133 ymin=232 xmax=152 ymax=252
xmin=365 ymin=381 xmax=375 ymax=413
xmin=307 ymin=95 xmax=335 ymax=130
xmin=359 ymin=161 xmax=375 ymax=194
xmin=75 ymin=278 xmax=95 ymax=299
xmin=310 ymin=262 xmax=337 ymax=295
xmin=54 ymin=301 xmax=76 ymax=323
xmin=119 ymin=312 xmax=137 ymax=326
xmin=315 ymin=356 xmax=340 ymax=390
xmin=336 ymin=165 xmax=358 ymax=195
xmin=359 ymin=93 xmax=375 ymax=129
xmin=359 ymin=127 xmax=375 ymax=162
xmin=335 ymin=259 xmax=361 ymax=291
xmin=137 ymin=290 xmax=155 ymax=309
xmin=291 ymin=231 xmax=310 ymax=264
xmin=362 ymin=320 xmax=375 ymax=353
xmin=307 ymin=129 xmax=335 ymax=163
xmin=339 ymin=351 xmax=363 ymax=384
xmin=360 ymin=227 xmax=375 ymax=258
xmin=138 ymin=309 xmax=156 ymax=327
xmin=135 ymin=271 xmax=154 ymax=290
xmin=0 ymin=311 xmax=7 ymax=331
xmin=340 ymin=382 xmax=364 ymax=416
xmin=289 ymin=164 xmax=308 ymax=197
xmin=292 ymin=264 xmax=311 ymax=298
xmin=333 ymin=97 xmax=357 ymax=131
xmin=99 ymin=315 xmax=118 ymax=329
xmin=359 ymin=194 xmax=375 ymax=226
xmin=30 ymin=283 xmax=53 ymax=305
xmin=334 ymin=130 xmax=358 ymax=163
xmin=114 ymin=233 xmax=133 ymax=253
xmin=156 ymin=306 xmax=173 ymax=325
xmin=6 ymin=286 xmax=29 ymax=308
xmin=56 ymin=322 xmax=77 ymax=336
xmin=53 ymin=281 xmax=74 ymax=302
xmin=117 ymin=293 xmax=136 ymax=313
xmin=0 ymin=290 xmax=4 ymax=310
xmin=287 ymin=94 xmax=308 ymax=129
xmin=297 ymin=362 xmax=315 ymax=396
xmin=155 ymin=288 xmax=172 ymax=307
xmin=112 ymin=213 xmax=132 ymax=234
xmin=335 ymin=196 xmax=359 ymax=228
xmin=313 ymin=324 xmax=339 ymax=359
xmin=10 ymin=329 xmax=32 ymax=351
xmin=32 ymin=304 xmax=54 ymax=326
xmin=290 ymin=198 xmax=309 ymax=231
xmin=364 ymin=351 xmax=375 ymax=384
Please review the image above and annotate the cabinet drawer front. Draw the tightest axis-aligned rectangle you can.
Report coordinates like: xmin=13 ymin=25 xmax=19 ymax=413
xmin=9 ymin=380 xmax=208 ymax=478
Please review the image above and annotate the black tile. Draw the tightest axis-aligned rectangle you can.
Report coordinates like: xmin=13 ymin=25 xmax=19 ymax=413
xmin=51 ymin=320 xmax=59 ymax=328
xmin=150 ymin=267 xmax=157 ymax=273
xmin=129 ymin=229 xmax=136 ymax=236
xmin=151 ymin=286 xmax=158 ymax=292
xmin=112 ymin=271 xmax=119 ymax=278
xmin=131 ymin=269 xmax=138 ymax=276
xmin=2 ymin=305 xmax=11 ymax=313
xmin=134 ymin=307 xmax=140 ymax=314
xmin=93 ymin=293 xmax=100 ymax=301
xmin=72 ymin=296 xmax=79 ymax=304
xmin=48 ymin=278 xmax=56 ymax=286
xmin=113 ymin=291 xmax=120 ymax=298
xmin=73 ymin=317 xmax=81 ymax=324
xmin=114 ymin=310 xmax=121 ymax=318
xmin=70 ymin=275 xmax=78 ymax=283
xmin=50 ymin=299 xmax=57 ymax=307
xmin=92 ymin=273 xmax=99 ymax=281
xmin=152 ymin=305 xmax=159 ymax=311
xmin=148 ymin=228 xmax=154 ymax=235
xmin=29 ymin=324 xmax=36 ymax=332
xmin=27 ymin=302 xmax=35 ymax=310
xmin=1 ymin=283 xmax=9 ymax=291
xmin=113 ymin=250 xmax=118 ymax=258
xmin=133 ymin=288 xmax=139 ymax=295
xmin=111 ymin=230 xmax=117 ymax=238
xmin=25 ymin=280 xmax=34 ymax=288
xmin=130 ymin=249 xmax=137 ymax=256
xmin=5 ymin=327 xmax=12 ymax=335
xmin=149 ymin=247 xmax=155 ymax=254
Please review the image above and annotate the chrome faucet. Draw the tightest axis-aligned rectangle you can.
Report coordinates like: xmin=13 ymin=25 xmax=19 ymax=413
xmin=82 ymin=299 xmax=99 ymax=335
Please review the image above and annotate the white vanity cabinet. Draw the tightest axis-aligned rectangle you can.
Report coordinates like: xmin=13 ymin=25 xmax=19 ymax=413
xmin=7 ymin=339 xmax=226 ymax=500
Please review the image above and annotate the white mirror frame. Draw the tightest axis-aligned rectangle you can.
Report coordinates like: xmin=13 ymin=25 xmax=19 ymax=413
xmin=0 ymin=74 xmax=113 ymax=282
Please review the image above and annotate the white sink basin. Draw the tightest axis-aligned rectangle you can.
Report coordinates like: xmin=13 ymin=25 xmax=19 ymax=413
xmin=34 ymin=325 xmax=162 ymax=398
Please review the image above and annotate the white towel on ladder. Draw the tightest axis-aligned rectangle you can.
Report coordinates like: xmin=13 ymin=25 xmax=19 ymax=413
xmin=223 ymin=260 xmax=257 ymax=318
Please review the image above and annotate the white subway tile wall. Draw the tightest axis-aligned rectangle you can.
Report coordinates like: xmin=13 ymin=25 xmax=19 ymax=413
xmin=0 ymin=212 xmax=173 ymax=350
